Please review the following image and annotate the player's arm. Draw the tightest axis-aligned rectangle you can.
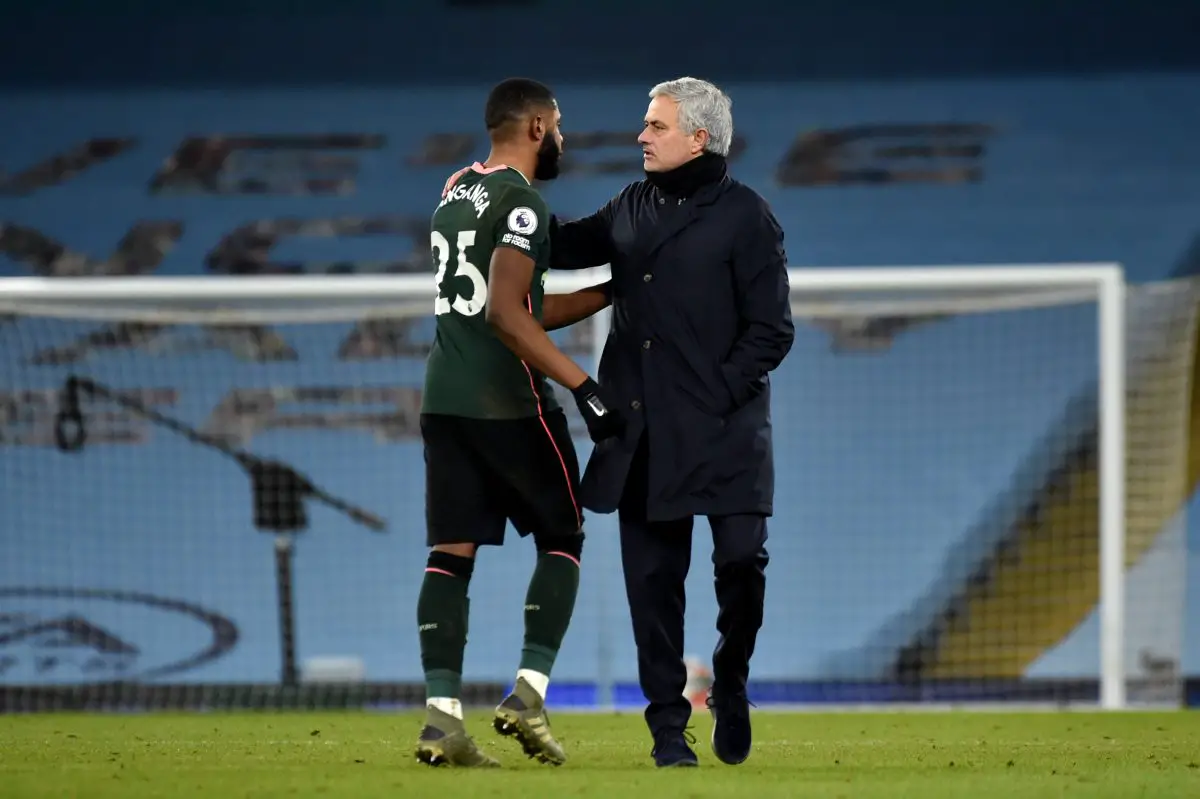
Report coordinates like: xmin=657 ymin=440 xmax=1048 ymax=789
xmin=542 ymin=281 xmax=612 ymax=331
xmin=486 ymin=247 xmax=590 ymax=390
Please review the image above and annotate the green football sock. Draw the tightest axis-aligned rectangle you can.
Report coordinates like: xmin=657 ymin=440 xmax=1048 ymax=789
xmin=417 ymin=556 xmax=474 ymax=699
xmin=519 ymin=551 xmax=580 ymax=676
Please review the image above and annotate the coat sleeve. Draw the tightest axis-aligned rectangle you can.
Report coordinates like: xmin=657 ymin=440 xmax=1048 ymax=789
xmin=549 ymin=192 xmax=622 ymax=270
xmin=719 ymin=195 xmax=796 ymax=409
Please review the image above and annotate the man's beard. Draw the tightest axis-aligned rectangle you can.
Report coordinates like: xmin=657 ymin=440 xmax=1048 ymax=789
xmin=533 ymin=136 xmax=562 ymax=181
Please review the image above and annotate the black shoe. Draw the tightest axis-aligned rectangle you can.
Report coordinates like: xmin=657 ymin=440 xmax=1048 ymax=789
xmin=651 ymin=728 xmax=699 ymax=768
xmin=707 ymin=689 xmax=753 ymax=765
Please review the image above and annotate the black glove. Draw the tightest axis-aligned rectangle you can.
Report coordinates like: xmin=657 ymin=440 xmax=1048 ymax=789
xmin=571 ymin=377 xmax=625 ymax=443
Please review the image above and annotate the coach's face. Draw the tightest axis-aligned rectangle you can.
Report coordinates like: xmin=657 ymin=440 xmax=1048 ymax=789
xmin=639 ymin=95 xmax=706 ymax=173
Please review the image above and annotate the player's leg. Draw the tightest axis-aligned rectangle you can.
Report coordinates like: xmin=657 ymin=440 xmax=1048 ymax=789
xmin=414 ymin=414 xmax=504 ymax=768
xmin=417 ymin=542 xmax=477 ymax=723
xmin=515 ymin=410 xmax=584 ymax=701
xmin=491 ymin=530 xmax=582 ymax=766
xmin=475 ymin=410 xmax=583 ymax=766
xmin=518 ymin=527 xmax=583 ymax=698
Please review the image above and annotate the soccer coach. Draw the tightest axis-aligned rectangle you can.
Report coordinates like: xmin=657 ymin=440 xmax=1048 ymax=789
xmin=550 ymin=77 xmax=795 ymax=768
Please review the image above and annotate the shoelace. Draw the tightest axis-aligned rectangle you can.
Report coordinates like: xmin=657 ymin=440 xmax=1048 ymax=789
xmin=652 ymin=726 xmax=698 ymax=754
xmin=706 ymin=693 xmax=757 ymax=716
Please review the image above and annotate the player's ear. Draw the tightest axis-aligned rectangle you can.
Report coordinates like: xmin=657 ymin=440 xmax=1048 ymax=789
xmin=530 ymin=114 xmax=546 ymax=143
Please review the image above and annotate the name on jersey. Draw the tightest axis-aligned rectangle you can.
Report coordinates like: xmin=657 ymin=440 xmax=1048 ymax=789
xmin=437 ymin=181 xmax=490 ymax=218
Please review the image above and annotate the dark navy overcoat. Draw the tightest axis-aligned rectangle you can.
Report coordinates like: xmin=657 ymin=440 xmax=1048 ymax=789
xmin=551 ymin=175 xmax=795 ymax=521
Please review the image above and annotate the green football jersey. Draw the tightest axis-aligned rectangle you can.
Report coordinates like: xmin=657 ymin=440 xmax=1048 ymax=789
xmin=421 ymin=164 xmax=561 ymax=419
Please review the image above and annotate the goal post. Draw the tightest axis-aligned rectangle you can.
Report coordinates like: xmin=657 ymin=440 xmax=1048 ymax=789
xmin=0 ymin=263 xmax=1193 ymax=714
xmin=776 ymin=263 xmax=1129 ymax=711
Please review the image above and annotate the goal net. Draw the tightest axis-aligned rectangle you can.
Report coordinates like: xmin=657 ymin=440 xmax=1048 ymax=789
xmin=0 ymin=265 xmax=1195 ymax=713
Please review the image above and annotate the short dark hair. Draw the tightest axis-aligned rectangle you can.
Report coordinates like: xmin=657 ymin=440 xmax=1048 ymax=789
xmin=484 ymin=78 xmax=556 ymax=134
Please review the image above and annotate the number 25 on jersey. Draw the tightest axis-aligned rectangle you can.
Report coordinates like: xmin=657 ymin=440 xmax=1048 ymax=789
xmin=432 ymin=230 xmax=488 ymax=317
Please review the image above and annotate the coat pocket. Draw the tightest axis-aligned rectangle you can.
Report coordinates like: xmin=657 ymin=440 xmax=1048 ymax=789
xmin=657 ymin=404 xmax=728 ymax=501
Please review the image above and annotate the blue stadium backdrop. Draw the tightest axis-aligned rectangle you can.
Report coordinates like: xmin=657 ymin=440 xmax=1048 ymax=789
xmin=2 ymin=0 xmax=1200 ymax=708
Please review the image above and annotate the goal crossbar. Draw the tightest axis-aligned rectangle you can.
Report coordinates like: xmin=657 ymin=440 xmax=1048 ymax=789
xmin=0 ymin=263 xmax=1124 ymax=301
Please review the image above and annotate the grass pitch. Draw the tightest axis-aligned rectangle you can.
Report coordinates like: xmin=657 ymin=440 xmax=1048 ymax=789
xmin=3 ymin=709 xmax=1199 ymax=798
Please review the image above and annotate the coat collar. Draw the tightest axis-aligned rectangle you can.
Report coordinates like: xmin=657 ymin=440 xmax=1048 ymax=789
xmin=640 ymin=175 xmax=732 ymax=260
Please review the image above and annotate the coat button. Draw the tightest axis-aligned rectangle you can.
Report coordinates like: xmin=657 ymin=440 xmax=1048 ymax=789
xmin=642 ymin=340 xmax=652 ymax=350
xmin=630 ymin=400 xmax=641 ymax=410
xmin=643 ymin=273 xmax=652 ymax=282
xmin=657 ymin=197 xmax=665 ymax=205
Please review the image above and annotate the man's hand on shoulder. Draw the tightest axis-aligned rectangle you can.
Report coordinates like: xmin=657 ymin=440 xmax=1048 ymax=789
xmin=547 ymin=198 xmax=619 ymax=270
